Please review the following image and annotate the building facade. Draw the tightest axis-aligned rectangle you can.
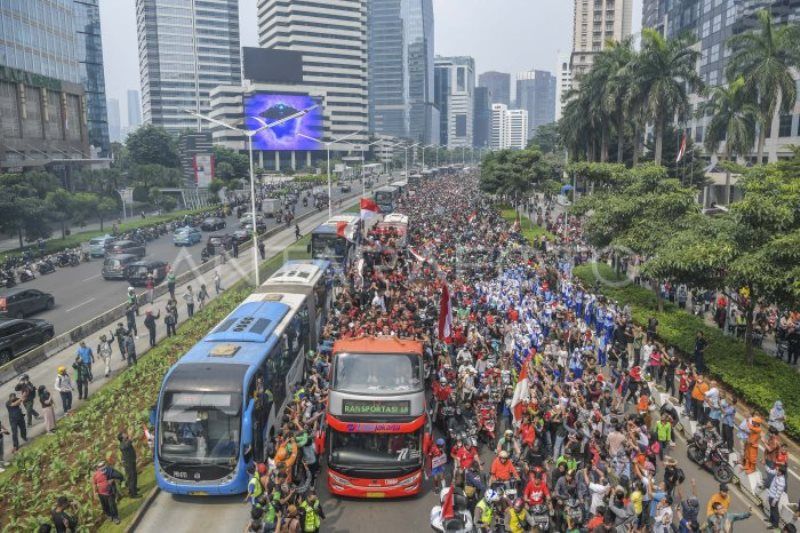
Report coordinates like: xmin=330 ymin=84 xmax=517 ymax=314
xmin=127 ymin=89 xmax=142 ymax=131
xmin=434 ymin=56 xmax=475 ymax=149
xmin=643 ymin=0 xmax=800 ymax=162
xmin=258 ymin=0 xmax=368 ymax=148
xmin=516 ymin=70 xmax=556 ymax=137
xmin=0 ymin=0 xmax=109 ymax=156
xmin=136 ymin=0 xmax=241 ymax=134
xmin=490 ymin=103 xmax=508 ymax=150
xmin=478 ymin=71 xmax=511 ymax=106
xmin=556 ymin=52 xmax=572 ymax=121
xmin=473 ymin=86 xmax=491 ymax=148
xmin=108 ymin=97 xmax=121 ymax=142
xmin=571 ymin=0 xmax=634 ymax=83
xmin=490 ymin=103 xmax=528 ymax=150
xmin=367 ymin=0 xmax=436 ymax=144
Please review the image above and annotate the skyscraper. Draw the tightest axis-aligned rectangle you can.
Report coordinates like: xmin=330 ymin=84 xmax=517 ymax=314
xmin=368 ymin=0 xmax=436 ymax=144
xmin=259 ymin=0 xmax=368 ymax=146
xmin=490 ymin=103 xmax=508 ymax=150
xmin=490 ymin=103 xmax=528 ymax=150
xmin=0 ymin=0 xmax=109 ymax=156
xmin=570 ymin=0 xmax=633 ymax=83
xmin=136 ymin=0 xmax=241 ymax=133
xmin=473 ymin=87 xmax=491 ymax=148
xmin=478 ymin=71 xmax=511 ymax=106
xmin=516 ymin=70 xmax=556 ymax=137
xmin=434 ymin=56 xmax=475 ymax=149
xmin=107 ymin=98 xmax=122 ymax=142
xmin=127 ymin=90 xmax=142 ymax=131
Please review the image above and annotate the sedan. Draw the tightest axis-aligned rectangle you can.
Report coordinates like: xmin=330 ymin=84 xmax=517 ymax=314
xmin=0 ymin=318 xmax=54 ymax=364
xmin=200 ymin=217 xmax=226 ymax=231
xmin=108 ymin=239 xmax=146 ymax=258
xmin=231 ymin=229 xmax=250 ymax=244
xmin=173 ymin=227 xmax=202 ymax=246
xmin=0 ymin=288 xmax=54 ymax=318
xmin=240 ymin=220 xmax=267 ymax=234
xmin=88 ymin=234 xmax=115 ymax=258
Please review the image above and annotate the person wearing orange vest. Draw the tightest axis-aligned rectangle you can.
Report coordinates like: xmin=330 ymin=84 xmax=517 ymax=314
xmin=742 ymin=416 xmax=763 ymax=474
xmin=690 ymin=375 xmax=709 ymax=423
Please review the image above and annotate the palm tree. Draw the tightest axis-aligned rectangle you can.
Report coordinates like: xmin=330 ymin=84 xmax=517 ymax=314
xmin=726 ymin=9 xmax=800 ymax=164
xmin=559 ymin=88 xmax=593 ymax=161
xmin=699 ymin=77 xmax=758 ymax=204
xmin=597 ymin=39 xmax=637 ymax=163
xmin=636 ymin=29 xmax=703 ymax=165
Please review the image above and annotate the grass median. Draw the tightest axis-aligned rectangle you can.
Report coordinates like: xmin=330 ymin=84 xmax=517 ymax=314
xmin=499 ymin=207 xmax=556 ymax=242
xmin=0 ymin=234 xmax=314 ymax=531
xmin=574 ymin=262 xmax=800 ymax=440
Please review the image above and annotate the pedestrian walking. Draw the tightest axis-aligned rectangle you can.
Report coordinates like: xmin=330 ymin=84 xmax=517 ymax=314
xmin=54 ymin=366 xmax=73 ymax=412
xmin=123 ymin=330 xmax=137 ymax=366
xmin=258 ymin=239 xmax=265 ymax=260
xmin=295 ymin=223 xmax=301 ymax=241
xmin=38 ymin=385 xmax=56 ymax=432
xmin=197 ymin=284 xmax=208 ymax=310
xmin=232 ymin=239 xmax=239 ymax=258
xmin=164 ymin=308 xmax=177 ymax=337
xmin=183 ymin=286 xmax=195 ymax=317
xmin=126 ymin=286 xmax=138 ymax=316
xmin=125 ymin=303 xmax=138 ymax=337
xmin=76 ymin=341 xmax=95 ymax=382
xmin=92 ymin=461 xmax=123 ymax=524
xmin=72 ymin=356 xmax=90 ymax=400
xmin=145 ymin=273 xmax=155 ymax=304
xmin=114 ymin=323 xmax=127 ymax=360
xmin=5 ymin=393 xmax=27 ymax=452
xmin=15 ymin=375 xmax=41 ymax=427
xmin=143 ymin=309 xmax=160 ymax=348
xmin=166 ymin=267 xmax=176 ymax=300
xmin=118 ymin=430 xmax=138 ymax=497
xmin=214 ymin=270 xmax=223 ymax=294
xmin=97 ymin=333 xmax=114 ymax=377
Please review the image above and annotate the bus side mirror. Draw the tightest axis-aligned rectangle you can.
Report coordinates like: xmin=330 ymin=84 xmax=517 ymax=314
xmin=149 ymin=405 xmax=157 ymax=427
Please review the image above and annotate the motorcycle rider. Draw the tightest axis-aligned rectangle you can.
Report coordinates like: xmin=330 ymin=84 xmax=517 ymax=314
xmin=504 ymin=498 xmax=527 ymax=533
xmin=474 ymin=489 xmax=500 ymax=533
xmin=523 ymin=468 xmax=551 ymax=509
xmin=497 ymin=429 xmax=522 ymax=458
xmin=432 ymin=377 xmax=453 ymax=427
xmin=489 ymin=450 xmax=521 ymax=491
xmin=697 ymin=420 xmax=722 ymax=465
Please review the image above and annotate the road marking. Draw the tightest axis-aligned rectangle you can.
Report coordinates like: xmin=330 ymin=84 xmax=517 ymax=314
xmin=82 ymin=274 xmax=100 ymax=282
xmin=65 ymin=298 xmax=95 ymax=312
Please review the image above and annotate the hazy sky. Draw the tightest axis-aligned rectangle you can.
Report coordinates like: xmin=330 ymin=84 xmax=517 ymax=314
xmin=100 ymin=0 xmax=643 ymax=127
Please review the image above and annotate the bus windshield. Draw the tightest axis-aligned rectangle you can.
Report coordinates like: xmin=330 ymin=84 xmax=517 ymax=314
xmin=159 ymin=391 xmax=241 ymax=465
xmin=333 ymin=353 xmax=422 ymax=393
xmin=375 ymin=191 xmax=394 ymax=203
xmin=330 ymin=428 xmax=423 ymax=467
xmin=312 ymin=233 xmax=346 ymax=260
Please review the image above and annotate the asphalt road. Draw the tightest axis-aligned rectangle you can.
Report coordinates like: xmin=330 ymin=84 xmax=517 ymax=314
xmin=3 ymin=178 xmax=385 ymax=335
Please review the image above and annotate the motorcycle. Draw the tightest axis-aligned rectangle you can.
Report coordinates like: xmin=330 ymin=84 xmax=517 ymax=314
xmin=0 ymin=271 xmax=15 ymax=288
xmin=563 ymin=497 xmax=585 ymax=530
xmin=525 ymin=503 xmax=551 ymax=531
xmin=430 ymin=487 xmax=474 ymax=533
xmin=686 ymin=434 xmax=735 ymax=483
xmin=18 ymin=268 xmax=35 ymax=282
xmin=36 ymin=259 xmax=56 ymax=275
xmin=476 ymin=401 xmax=497 ymax=445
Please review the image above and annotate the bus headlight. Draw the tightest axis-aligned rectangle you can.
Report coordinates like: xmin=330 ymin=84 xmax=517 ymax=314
xmin=397 ymin=473 xmax=420 ymax=487
xmin=329 ymin=472 xmax=351 ymax=486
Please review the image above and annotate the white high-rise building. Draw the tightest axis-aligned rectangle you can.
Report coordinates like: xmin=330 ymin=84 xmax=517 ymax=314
xmin=555 ymin=52 xmax=572 ymax=121
xmin=570 ymin=0 xmax=633 ymax=85
xmin=490 ymin=103 xmax=527 ymax=150
xmin=434 ymin=56 xmax=475 ymax=149
xmin=136 ymin=0 xmax=241 ymax=133
xmin=257 ymin=0 xmax=368 ymax=147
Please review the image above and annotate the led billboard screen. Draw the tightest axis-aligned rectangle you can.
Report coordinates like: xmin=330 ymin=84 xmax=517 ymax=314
xmin=244 ymin=93 xmax=323 ymax=151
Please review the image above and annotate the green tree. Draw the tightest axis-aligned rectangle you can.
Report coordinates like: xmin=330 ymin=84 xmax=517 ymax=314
xmin=596 ymin=38 xmax=636 ymax=163
xmin=528 ymin=122 xmax=562 ymax=154
xmin=726 ymin=9 xmax=800 ymax=164
xmin=95 ymin=196 xmax=118 ymax=231
xmin=0 ymin=174 xmax=52 ymax=247
xmin=636 ymin=29 xmax=703 ymax=165
xmin=699 ymin=77 xmax=758 ymax=203
xmin=45 ymin=189 xmax=77 ymax=238
xmin=126 ymin=125 xmax=179 ymax=167
xmin=216 ymin=161 xmax=236 ymax=181
xmin=212 ymin=146 xmax=249 ymax=178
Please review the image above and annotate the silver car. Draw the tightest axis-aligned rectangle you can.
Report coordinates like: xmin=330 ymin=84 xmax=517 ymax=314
xmin=88 ymin=234 xmax=115 ymax=258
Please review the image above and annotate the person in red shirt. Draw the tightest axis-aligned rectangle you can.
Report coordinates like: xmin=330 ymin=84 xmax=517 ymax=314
xmin=451 ymin=437 xmax=482 ymax=471
xmin=523 ymin=470 xmax=550 ymax=507
xmin=519 ymin=418 xmax=536 ymax=449
xmin=489 ymin=450 xmax=520 ymax=486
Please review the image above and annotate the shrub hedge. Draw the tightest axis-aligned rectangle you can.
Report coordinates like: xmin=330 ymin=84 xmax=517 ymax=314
xmin=574 ymin=262 xmax=800 ymax=440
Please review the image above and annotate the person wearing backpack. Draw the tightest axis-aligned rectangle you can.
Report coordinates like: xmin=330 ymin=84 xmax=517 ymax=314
xmin=92 ymin=461 xmax=124 ymax=524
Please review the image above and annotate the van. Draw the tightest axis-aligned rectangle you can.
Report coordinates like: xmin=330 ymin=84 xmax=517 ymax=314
xmin=88 ymin=235 xmax=115 ymax=258
xmin=102 ymin=254 xmax=139 ymax=280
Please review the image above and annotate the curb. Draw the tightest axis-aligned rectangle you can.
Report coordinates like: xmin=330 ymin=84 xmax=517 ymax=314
xmin=125 ymin=486 xmax=161 ymax=533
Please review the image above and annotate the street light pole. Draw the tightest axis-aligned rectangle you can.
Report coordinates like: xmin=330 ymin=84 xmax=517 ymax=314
xmin=184 ymin=105 xmax=316 ymax=285
xmin=298 ymin=129 xmax=364 ymax=217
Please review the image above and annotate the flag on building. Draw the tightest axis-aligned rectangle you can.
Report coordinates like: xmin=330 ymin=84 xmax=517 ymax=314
xmin=360 ymin=197 xmax=380 ymax=220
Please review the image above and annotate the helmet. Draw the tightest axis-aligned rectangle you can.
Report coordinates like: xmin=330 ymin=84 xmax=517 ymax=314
xmin=57 ymin=366 xmax=66 ymax=374
xmin=439 ymin=377 xmax=447 ymax=385
xmin=485 ymin=489 xmax=499 ymax=503
xmin=504 ymin=429 xmax=513 ymax=437
xmin=499 ymin=450 xmax=509 ymax=459
xmin=513 ymin=498 xmax=524 ymax=510
xmin=436 ymin=438 xmax=445 ymax=446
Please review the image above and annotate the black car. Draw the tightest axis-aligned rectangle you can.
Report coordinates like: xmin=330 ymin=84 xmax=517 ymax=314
xmin=125 ymin=260 xmax=168 ymax=286
xmin=340 ymin=183 xmax=352 ymax=193
xmin=240 ymin=219 xmax=267 ymax=233
xmin=107 ymin=239 xmax=146 ymax=259
xmin=0 ymin=288 xmax=54 ymax=318
xmin=102 ymin=254 xmax=140 ymax=280
xmin=0 ymin=318 xmax=54 ymax=363
xmin=200 ymin=217 xmax=227 ymax=231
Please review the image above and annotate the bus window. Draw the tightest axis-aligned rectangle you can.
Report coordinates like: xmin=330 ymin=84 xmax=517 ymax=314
xmin=249 ymin=372 xmax=272 ymax=460
xmin=269 ymin=344 xmax=287 ymax=415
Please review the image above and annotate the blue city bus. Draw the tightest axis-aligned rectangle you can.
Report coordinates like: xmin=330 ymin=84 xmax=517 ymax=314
xmin=310 ymin=215 xmax=359 ymax=273
xmin=153 ymin=293 xmax=312 ymax=495
xmin=374 ymin=185 xmax=400 ymax=214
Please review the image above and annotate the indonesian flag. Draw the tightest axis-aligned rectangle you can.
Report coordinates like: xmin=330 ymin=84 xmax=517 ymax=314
xmin=360 ymin=197 xmax=380 ymax=220
xmin=409 ymin=247 xmax=427 ymax=263
xmin=438 ymin=283 xmax=453 ymax=341
xmin=441 ymin=485 xmax=455 ymax=520
xmin=335 ymin=221 xmax=354 ymax=241
xmin=468 ymin=211 xmax=477 ymax=224
xmin=676 ymin=131 xmax=687 ymax=162
xmin=511 ymin=351 xmax=533 ymax=423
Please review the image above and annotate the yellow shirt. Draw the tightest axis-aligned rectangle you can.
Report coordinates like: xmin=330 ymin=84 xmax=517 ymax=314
xmin=706 ymin=493 xmax=730 ymax=517
xmin=630 ymin=490 xmax=643 ymax=515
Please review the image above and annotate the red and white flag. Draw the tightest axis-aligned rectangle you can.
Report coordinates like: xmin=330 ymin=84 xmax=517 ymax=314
xmin=511 ymin=351 xmax=533 ymax=423
xmin=409 ymin=247 xmax=427 ymax=263
xmin=438 ymin=283 xmax=453 ymax=341
xmin=468 ymin=211 xmax=477 ymax=224
xmin=360 ymin=197 xmax=380 ymax=220
xmin=676 ymin=132 xmax=687 ymax=163
xmin=441 ymin=485 xmax=455 ymax=520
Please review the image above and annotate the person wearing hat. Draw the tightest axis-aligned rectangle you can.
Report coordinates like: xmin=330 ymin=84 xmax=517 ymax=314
xmin=92 ymin=460 xmax=124 ymax=524
xmin=742 ymin=415 xmax=763 ymax=474
xmin=428 ymin=437 xmax=447 ymax=493
xmin=53 ymin=366 xmax=73 ymax=412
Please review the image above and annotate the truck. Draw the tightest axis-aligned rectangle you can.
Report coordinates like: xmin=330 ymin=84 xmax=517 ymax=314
xmin=262 ymin=198 xmax=280 ymax=218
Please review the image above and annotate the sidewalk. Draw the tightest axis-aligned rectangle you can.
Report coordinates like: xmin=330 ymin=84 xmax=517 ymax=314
xmin=0 ymin=201 xmax=350 ymax=462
